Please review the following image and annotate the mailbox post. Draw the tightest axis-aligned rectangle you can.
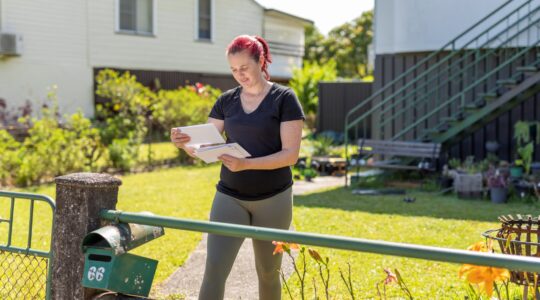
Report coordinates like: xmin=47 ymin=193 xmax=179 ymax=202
xmin=81 ymin=221 xmax=165 ymax=298
xmin=51 ymin=173 xmax=122 ymax=300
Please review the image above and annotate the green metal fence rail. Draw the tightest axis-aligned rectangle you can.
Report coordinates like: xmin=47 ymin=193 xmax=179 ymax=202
xmin=101 ymin=210 xmax=540 ymax=274
xmin=343 ymin=0 xmax=538 ymax=176
xmin=0 ymin=191 xmax=56 ymax=300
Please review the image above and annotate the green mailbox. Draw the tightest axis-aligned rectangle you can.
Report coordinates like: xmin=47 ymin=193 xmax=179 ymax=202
xmin=82 ymin=220 xmax=165 ymax=297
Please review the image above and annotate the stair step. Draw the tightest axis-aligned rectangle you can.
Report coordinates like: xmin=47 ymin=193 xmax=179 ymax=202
xmin=463 ymin=101 xmax=486 ymax=113
xmin=439 ymin=123 xmax=450 ymax=131
xmin=496 ymin=79 xmax=518 ymax=87
xmin=424 ymin=128 xmax=443 ymax=136
xmin=455 ymin=111 xmax=467 ymax=120
xmin=464 ymin=104 xmax=480 ymax=111
xmin=463 ymin=100 xmax=486 ymax=111
xmin=517 ymin=66 xmax=539 ymax=73
xmin=478 ymin=92 xmax=498 ymax=101
xmin=440 ymin=116 xmax=458 ymax=123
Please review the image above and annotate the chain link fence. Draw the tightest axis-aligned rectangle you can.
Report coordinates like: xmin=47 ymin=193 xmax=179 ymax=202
xmin=0 ymin=250 xmax=49 ymax=299
xmin=0 ymin=191 xmax=56 ymax=300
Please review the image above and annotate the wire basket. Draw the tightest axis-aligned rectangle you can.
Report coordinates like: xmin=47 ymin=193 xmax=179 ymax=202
xmin=482 ymin=214 xmax=540 ymax=286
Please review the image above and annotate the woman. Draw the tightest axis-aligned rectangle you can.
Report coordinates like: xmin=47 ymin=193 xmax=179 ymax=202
xmin=171 ymin=34 xmax=304 ymax=300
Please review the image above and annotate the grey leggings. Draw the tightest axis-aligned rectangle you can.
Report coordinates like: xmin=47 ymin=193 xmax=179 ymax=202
xmin=199 ymin=187 xmax=293 ymax=300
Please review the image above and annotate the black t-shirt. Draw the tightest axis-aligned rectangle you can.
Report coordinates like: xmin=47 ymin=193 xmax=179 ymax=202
xmin=208 ymin=83 xmax=305 ymax=200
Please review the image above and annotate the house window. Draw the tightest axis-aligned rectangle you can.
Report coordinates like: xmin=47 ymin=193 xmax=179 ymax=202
xmin=198 ymin=0 xmax=212 ymax=40
xmin=118 ymin=0 xmax=154 ymax=35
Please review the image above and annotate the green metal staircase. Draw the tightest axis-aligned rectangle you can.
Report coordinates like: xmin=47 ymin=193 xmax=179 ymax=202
xmin=344 ymin=0 xmax=540 ymax=163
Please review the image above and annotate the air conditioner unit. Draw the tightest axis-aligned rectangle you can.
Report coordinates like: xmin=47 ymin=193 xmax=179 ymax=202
xmin=0 ymin=32 xmax=23 ymax=56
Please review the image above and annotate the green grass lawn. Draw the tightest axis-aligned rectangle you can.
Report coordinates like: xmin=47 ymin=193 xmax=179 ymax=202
xmin=137 ymin=142 xmax=181 ymax=165
xmin=289 ymin=188 xmax=540 ymax=299
xmin=2 ymin=166 xmax=539 ymax=299
xmin=1 ymin=164 xmax=220 ymax=297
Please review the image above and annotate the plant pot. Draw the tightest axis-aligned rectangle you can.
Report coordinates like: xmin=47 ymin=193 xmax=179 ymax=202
xmin=510 ymin=166 xmax=523 ymax=179
xmin=485 ymin=141 xmax=500 ymax=153
xmin=490 ymin=187 xmax=508 ymax=204
xmin=454 ymin=173 xmax=484 ymax=199
xmin=514 ymin=181 xmax=532 ymax=198
xmin=305 ymin=175 xmax=313 ymax=182
xmin=532 ymin=162 xmax=540 ymax=176
xmin=439 ymin=176 xmax=454 ymax=189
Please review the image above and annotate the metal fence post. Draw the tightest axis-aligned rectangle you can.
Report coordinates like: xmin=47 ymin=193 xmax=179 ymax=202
xmin=50 ymin=173 xmax=122 ymax=300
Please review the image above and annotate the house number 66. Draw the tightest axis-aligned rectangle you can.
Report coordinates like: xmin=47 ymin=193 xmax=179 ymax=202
xmin=87 ymin=266 xmax=106 ymax=281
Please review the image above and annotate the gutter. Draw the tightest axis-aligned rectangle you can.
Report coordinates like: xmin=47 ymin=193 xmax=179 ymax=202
xmin=0 ymin=0 xmax=3 ymax=31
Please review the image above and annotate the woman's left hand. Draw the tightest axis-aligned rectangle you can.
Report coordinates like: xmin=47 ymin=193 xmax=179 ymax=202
xmin=219 ymin=155 xmax=247 ymax=172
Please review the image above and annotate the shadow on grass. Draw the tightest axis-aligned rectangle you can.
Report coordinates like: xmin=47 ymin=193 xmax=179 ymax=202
xmin=294 ymin=186 xmax=540 ymax=223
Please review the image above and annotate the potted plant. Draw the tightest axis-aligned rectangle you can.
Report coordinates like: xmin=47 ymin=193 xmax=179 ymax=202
xmin=514 ymin=121 xmax=539 ymax=175
xmin=514 ymin=179 xmax=533 ymax=199
xmin=302 ymin=168 xmax=318 ymax=182
xmin=510 ymin=159 xmax=524 ymax=179
xmin=439 ymin=164 xmax=454 ymax=189
xmin=453 ymin=156 xmax=484 ymax=199
xmin=532 ymin=161 xmax=540 ymax=177
xmin=486 ymin=168 xmax=509 ymax=204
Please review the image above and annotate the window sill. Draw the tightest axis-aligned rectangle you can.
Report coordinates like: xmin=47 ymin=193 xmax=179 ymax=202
xmin=195 ymin=38 xmax=213 ymax=44
xmin=115 ymin=30 xmax=156 ymax=38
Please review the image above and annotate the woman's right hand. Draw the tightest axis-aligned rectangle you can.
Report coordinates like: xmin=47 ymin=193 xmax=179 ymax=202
xmin=170 ymin=128 xmax=196 ymax=158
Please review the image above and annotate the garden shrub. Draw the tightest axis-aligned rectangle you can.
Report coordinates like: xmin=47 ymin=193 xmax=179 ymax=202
xmin=15 ymin=103 xmax=105 ymax=186
xmin=0 ymin=129 xmax=21 ymax=186
xmin=289 ymin=60 xmax=337 ymax=128
xmin=95 ymin=69 xmax=220 ymax=165
xmin=107 ymin=138 xmax=138 ymax=171
xmin=152 ymin=84 xmax=221 ymax=135
xmin=1 ymin=71 xmax=223 ymax=186
xmin=0 ymin=89 xmax=106 ymax=186
xmin=95 ymin=69 xmax=155 ymax=166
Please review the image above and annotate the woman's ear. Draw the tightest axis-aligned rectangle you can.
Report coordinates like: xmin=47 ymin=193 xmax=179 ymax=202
xmin=259 ymin=55 xmax=265 ymax=68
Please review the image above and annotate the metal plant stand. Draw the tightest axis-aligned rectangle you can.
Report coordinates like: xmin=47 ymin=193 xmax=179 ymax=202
xmin=483 ymin=215 xmax=540 ymax=300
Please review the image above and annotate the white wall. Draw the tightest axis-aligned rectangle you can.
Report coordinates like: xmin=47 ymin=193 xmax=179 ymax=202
xmin=263 ymin=12 xmax=306 ymax=78
xmin=374 ymin=0 xmax=539 ymax=54
xmin=0 ymin=0 xmax=93 ymax=116
xmin=88 ymin=0 xmax=263 ymax=74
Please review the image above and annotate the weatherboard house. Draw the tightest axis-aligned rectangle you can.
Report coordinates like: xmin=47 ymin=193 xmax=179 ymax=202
xmin=342 ymin=0 xmax=540 ymax=161
xmin=0 ymin=0 xmax=311 ymax=118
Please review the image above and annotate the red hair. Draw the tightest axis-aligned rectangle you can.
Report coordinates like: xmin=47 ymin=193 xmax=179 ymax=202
xmin=226 ymin=35 xmax=272 ymax=80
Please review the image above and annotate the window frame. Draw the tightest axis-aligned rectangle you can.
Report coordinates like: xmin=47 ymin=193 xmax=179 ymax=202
xmin=115 ymin=0 xmax=157 ymax=37
xmin=195 ymin=0 xmax=214 ymax=42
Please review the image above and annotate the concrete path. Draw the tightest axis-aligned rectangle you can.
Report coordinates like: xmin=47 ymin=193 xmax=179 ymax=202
xmin=156 ymin=176 xmax=344 ymax=300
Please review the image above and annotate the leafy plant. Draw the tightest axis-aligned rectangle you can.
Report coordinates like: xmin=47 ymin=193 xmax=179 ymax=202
xmin=462 ymin=156 xmax=482 ymax=174
xmin=485 ymin=168 xmax=508 ymax=189
xmin=312 ymin=135 xmax=335 ymax=156
xmin=301 ymin=168 xmax=318 ymax=180
xmin=290 ymin=60 xmax=337 ymax=128
xmin=95 ymin=69 xmax=156 ymax=164
xmin=514 ymin=121 xmax=540 ymax=174
xmin=152 ymin=83 xmax=221 ymax=134
xmin=0 ymin=129 xmax=21 ymax=186
xmin=448 ymin=158 xmax=461 ymax=169
xmin=107 ymin=138 xmax=138 ymax=171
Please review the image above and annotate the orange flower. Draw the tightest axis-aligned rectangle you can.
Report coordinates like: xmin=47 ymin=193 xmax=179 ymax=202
xmin=383 ymin=268 xmax=398 ymax=285
xmin=459 ymin=242 xmax=510 ymax=297
xmin=459 ymin=265 xmax=510 ymax=296
xmin=272 ymin=241 xmax=300 ymax=255
xmin=467 ymin=241 xmax=488 ymax=252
